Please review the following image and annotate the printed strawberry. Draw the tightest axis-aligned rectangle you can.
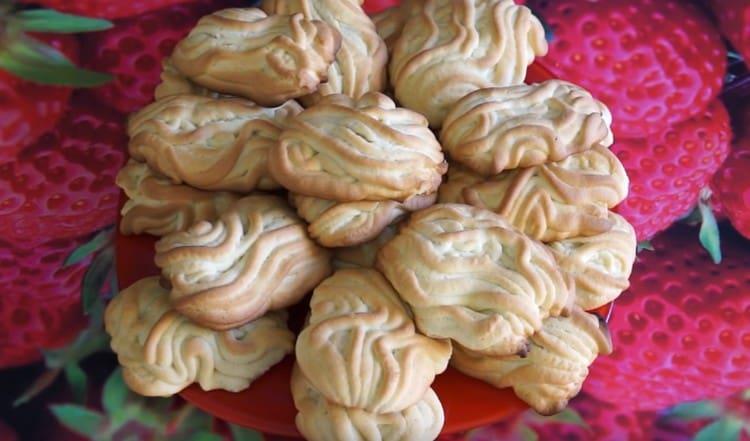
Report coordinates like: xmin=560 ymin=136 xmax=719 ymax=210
xmin=0 ymin=236 xmax=92 ymax=368
xmin=0 ymin=8 xmax=112 ymax=162
xmin=583 ymin=223 xmax=750 ymax=411
xmin=712 ymin=106 xmax=750 ymax=241
xmin=613 ymin=99 xmax=731 ymax=242
xmin=662 ymin=391 xmax=750 ymax=441
xmin=706 ymin=0 xmax=750 ymax=65
xmin=0 ymin=93 xmax=127 ymax=246
xmin=0 ymin=33 xmax=78 ymax=163
xmin=20 ymin=0 xmax=195 ymax=20
xmin=526 ymin=0 xmax=726 ymax=138
xmin=81 ymin=0 xmax=243 ymax=113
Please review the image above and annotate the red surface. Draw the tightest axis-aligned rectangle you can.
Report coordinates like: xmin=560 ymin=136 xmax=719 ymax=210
xmin=114 ymin=62 xmax=603 ymax=437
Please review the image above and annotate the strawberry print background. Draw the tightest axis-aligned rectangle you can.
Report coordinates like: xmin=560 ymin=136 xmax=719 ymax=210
xmin=1 ymin=0 xmax=749 ymax=440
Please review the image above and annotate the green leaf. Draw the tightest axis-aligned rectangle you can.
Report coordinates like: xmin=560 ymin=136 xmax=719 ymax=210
xmin=13 ymin=369 xmax=61 ymax=406
xmin=543 ymin=408 xmax=587 ymax=428
xmin=82 ymin=247 xmax=114 ymax=314
xmin=65 ymin=228 xmax=113 ymax=267
xmin=102 ymin=369 xmax=129 ymax=414
xmin=0 ymin=34 xmax=111 ymax=87
xmin=666 ymin=401 xmax=721 ymax=421
xmin=698 ymin=201 xmax=722 ymax=264
xmin=637 ymin=241 xmax=654 ymax=252
xmin=694 ymin=417 xmax=743 ymax=441
xmin=14 ymin=9 xmax=112 ymax=33
xmin=187 ymin=431 xmax=225 ymax=441
xmin=518 ymin=424 xmax=539 ymax=441
xmin=50 ymin=404 xmax=106 ymax=438
xmin=64 ymin=363 xmax=87 ymax=404
xmin=230 ymin=425 xmax=264 ymax=441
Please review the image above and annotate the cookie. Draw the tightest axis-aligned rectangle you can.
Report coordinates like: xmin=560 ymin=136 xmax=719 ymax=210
xmin=332 ymin=224 xmax=399 ymax=269
xmin=296 ymin=268 xmax=451 ymax=413
xmin=451 ymin=306 xmax=612 ymax=415
xmin=439 ymin=146 xmax=629 ymax=242
xmin=128 ymin=95 xmax=302 ymax=192
xmin=548 ymin=211 xmax=637 ymax=310
xmin=104 ymin=276 xmax=294 ymax=397
xmin=154 ymin=195 xmax=331 ymax=330
xmin=441 ymin=80 xmax=614 ymax=175
xmin=292 ymin=364 xmax=444 ymax=441
xmin=116 ymin=160 xmax=239 ymax=236
xmin=389 ymin=0 xmax=547 ymax=127
xmin=153 ymin=58 xmax=219 ymax=100
xmin=372 ymin=3 xmax=418 ymax=53
xmin=268 ymin=92 xmax=446 ymax=202
xmin=171 ymin=8 xmax=341 ymax=106
xmin=290 ymin=192 xmax=435 ymax=247
xmin=262 ymin=0 xmax=387 ymax=104
xmin=376 ymin=204 xmax=570 ymax=356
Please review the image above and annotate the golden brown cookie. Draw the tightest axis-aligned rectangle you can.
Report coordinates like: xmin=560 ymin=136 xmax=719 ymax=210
xmin=116 ymin=160 xmax=239 ymax=236
xmin=262 ymin=0 xmax=387 ymax=104
xmin=389 ymin=0 xmax=547 ymax=127
xmin=128 ymin=95 xmax=302 ymax=192
xmin=269 ymin=92 xmax=446 ymax=202
xmin=154 ymin=195 xmax=331 ymax=330
xmin=438 ymin=146 xmax=629 ymax=242
xmin=376 ymin=204 xmax=570 ymax=356
xmin=290 ymin=192 xmax=435 ymax=247
xmin=171 ymin=8 xmax=341 ymax=106
xmin=292 ymin=364 xmax=444 ymax=441
xmin=440 ymin=80 xmax=614 ymax=175
xmin=104 ymin=276 xmax=294 ymax=397
xmin=451 ymin=306 xmax=612 ymax=415
xmin=153 ymin=58 xmax=219 ymax=100
xmin=372 ymin=3 xmax=418 ymax=53
xmin=332 ymin=224 xmax=399 ymax=269
xmin=296 ymin=269 xmax=451 ymax=413
xmin=548 ymin=211 xmax=637 ymax=310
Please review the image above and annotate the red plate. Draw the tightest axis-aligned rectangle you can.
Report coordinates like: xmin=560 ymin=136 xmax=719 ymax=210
xmin=115 ymin=62 xmax=610 ymax=437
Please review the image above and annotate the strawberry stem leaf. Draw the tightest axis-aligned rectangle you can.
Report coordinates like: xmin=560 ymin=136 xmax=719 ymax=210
xmin=102 ymin=368 xmax=129 ymax=415
xmin=664 ymin=400 xmax=721 ymax=421
xmin=0 ymin=34 xmax=111 ymax=86
xmin=13 ymin=9 xmax=112 ymax=33
xmin=13 ymin=368 xmax=61 ymax=407
xmin=50 ymin=404 xmax=106 ymax=438
xmin=694 ymin=417 xmax=743 ymax=441
xmin=64 ymin=227 xmax=113 ymax=267
xmin=698 ymin=200 xmax=722 ymax=264
xmin=63 ymin=363 xmax=87 ymax=404
xmin=518 ymin=424 xmax=539 ymax=441
xmin=81 ymin=247 xmax=114 ymax=315
xmin=637 ymin=240 xmax=654 ymax=252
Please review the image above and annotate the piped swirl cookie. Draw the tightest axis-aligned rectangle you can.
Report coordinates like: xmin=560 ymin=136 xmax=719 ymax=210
xmin=376 ymin=204 xmax=570 ymax=356
xmin=451 ymin=306 xmax=612 ymax=415
xmin=128 ymin=95 xmax=302 ymax=192
xmin=292 ymin=364 xmax=444 ymax=441
xmin=332 ymin=224 xmax=399 ymax=270
xmin=389 ymin=0 xmax=548 ymax=127
xmin=290 ymin=192 xmax=435 ymax=247
xmin=548 ymin=211 xmax=637 ymax=310
xmin=440 ymin=80 xmax=614 ymax=176
xmin=116 ymin=160 xmax=239 ymax=237
xmin=262 ymin=0 xmax=387 ymax=104
xmin=295 ymin=268 xmax=451 ymax=414
xmin=439 ymin=146 xmax=629 ymax=242
xmin=170 ymin=8 xmax=342 ymax=106
xmin=154 ymin=195 xmax=331 ymax=330
xmin=105 ymin=276 xmax=294 ymax=397
xmin=269 ymin=92 xmax=446 ymax=202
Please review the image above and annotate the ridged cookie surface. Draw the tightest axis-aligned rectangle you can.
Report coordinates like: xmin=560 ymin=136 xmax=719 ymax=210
xmin=155 ymin=195 xmax=331 ymax=330
xmin=377 ymin=204 xmax=570 ymax=356
xmin=296 ymin=269 xmax=451 ymax=413
xmin=105 ymin=276 xmax=294 ymax=397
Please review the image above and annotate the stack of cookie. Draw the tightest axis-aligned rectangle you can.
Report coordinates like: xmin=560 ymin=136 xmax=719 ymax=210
xmin=106 ymin=0 xmax=637 ymax=439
